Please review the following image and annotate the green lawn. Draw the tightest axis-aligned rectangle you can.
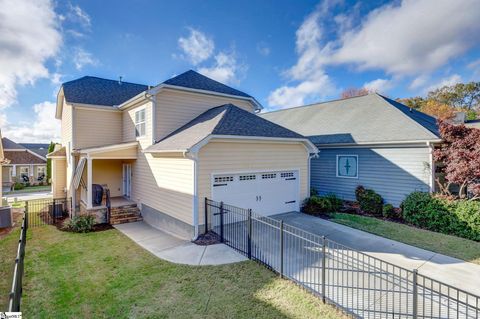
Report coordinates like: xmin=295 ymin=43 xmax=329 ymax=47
xmin=20 ymin=226 xmax=344 ymax=318
xmin=328 ymin=213 xmax=480 ymax=265
xmin=0 ymin=228 xmax=20 ymax=310
xmin=5 ymin=185 xmax=51 ymax=195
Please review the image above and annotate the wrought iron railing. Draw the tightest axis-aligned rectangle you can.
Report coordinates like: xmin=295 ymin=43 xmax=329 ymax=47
xmin=205 ymin=198 xmax=480 ymax=319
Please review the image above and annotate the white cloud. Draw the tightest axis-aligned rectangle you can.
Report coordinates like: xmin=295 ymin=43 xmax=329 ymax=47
xmin=68 ymin=3 xmax=91 ymax=28
xmin=409 ymin=75 xmax=430 ymax=90
xmin=363 ymin=78 xmax=393 ymax=93
xmin=257 ymin=42 xmax=271 ymax=56
xmin=178 ymin=28 xmax=214 ymax=65
xmin=197 ymin=52 xmax=246 ymax=84
xmin=267 ymin=5 xmax=335 ymax=109
xmin=268 ymin=0 xmax=480 ymax=109
xmin=1 ymin=101 xmax=60 ymax=143
xmin=0 ymin=0 xmax=62 ymax=109
xmin=330 ymin=0 xmax=480 ymax=75
xmin=425 ymin=74 xmax=462 ymax=93
xmin=73 ymin=47 xmax=98 ymax=70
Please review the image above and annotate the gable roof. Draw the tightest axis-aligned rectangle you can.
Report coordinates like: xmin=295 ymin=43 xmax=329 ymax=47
xmin=47 ymin=146 xmax=66 ymax=158
xmin=164 ymin=70 xmax=252 ymax=99
xmin=2 ymin=137 xmax=26 ymax=150
xmin=62 ymin=76 xmax=149 ymax=106
xmin=20 ymin=143 xmax=50 ymax=158
xmin=145 ymin=104 xmax=306 ymax=153
xmin=260 ymin=94 xmax=440 ymax=145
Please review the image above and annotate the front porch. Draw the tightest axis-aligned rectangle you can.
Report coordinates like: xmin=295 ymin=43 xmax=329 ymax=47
xmin=72 ymin=142 xmax=141 ymax=225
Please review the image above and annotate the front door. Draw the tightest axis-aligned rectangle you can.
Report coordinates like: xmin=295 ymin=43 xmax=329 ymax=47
xmin=122 ymin=164 xmax=132 ymax=198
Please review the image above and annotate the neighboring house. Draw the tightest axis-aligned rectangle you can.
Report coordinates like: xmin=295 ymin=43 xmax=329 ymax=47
xmin=1 ymin=137 xmax=48 ymax=189
xmin=261 ymin=94 xmax=442 ymax=206
xmin=20 ymin=143 xmax=51 ymax=158
xmin=0 ymin=130 xmax=4 ymax=200
xmin=50 ymin=70 xmax=317 ymax=239
xmin=465 ymin=119 xmax=480 ymax=129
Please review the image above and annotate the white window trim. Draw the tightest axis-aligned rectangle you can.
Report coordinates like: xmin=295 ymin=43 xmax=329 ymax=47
xmin=37 ymin=166 xmax=46 ymax=178
xmin=19 ymin=166 xmax=29 ymax=178
xmin=134 ymin=108 xmax=146 ymax=139
xmin=336 ymin=154 xmax=359 ymax=179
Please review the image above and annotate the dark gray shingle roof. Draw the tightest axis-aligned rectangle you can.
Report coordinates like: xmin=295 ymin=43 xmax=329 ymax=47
xmin=62 ymin=76 xmax=149 ymax=106
xmin=20 ymin=143 xmax=50 ymax=158
xmin=146 ymin=104 xmax=304 ymax=152
xmin=261 ymin=93 xmax=440 ymax=145
xmin=2 ymin=138 xmax=26 ymax=150
xmin=163 ymin=70 xmax=252 ymax=98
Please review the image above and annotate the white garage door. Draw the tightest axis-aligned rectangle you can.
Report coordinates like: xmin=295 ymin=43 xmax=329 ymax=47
xmin=211 ymin=170 xmax=299 ymax=216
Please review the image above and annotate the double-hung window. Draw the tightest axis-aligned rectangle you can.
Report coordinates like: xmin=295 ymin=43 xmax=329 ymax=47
xmin=20 ymin=167 xmax=29 ymax=179
xmin=135 ymin=109 xmax=146 ymax=138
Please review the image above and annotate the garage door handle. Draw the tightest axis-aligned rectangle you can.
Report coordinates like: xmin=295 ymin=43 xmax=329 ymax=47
xmin=285 ymin=200 xmax=296 ymax=204
xmin=213 ymin=183 xmax=228 ymax=187
xmin=285 ymin=178 xmax=296 ymax=181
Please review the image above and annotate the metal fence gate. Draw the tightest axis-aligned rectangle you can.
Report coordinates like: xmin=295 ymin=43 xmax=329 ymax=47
xmin=205 ymin=198 xmax=480 ymax=319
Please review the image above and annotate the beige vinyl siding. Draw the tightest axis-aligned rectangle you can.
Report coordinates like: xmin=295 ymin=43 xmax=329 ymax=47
xmin=61 ymin=101 xmax=73 ymax=147
xmin=52 ymin=159 xmax=67 ymax=199
xmin=2 ymin=166 xmax=10 ymax=183
xmin=74 ymin=107 xmax=122 ymax=149
xmin=155 ymin=89 xmax=256 ymax=140
xmin=197 ymin=140 xmax=310 ymax=224
xmin=131 ymin=152 xmax=194 ymax=225
xmin=122 ymin=101 xmax=153 ymax=144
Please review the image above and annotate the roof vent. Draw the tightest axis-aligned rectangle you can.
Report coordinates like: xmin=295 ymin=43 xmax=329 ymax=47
xmin=118 ymin=76 xmax=123 ymax=85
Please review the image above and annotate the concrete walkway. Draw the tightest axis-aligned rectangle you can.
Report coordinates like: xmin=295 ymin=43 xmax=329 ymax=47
xmin=4 ymin=191 xmax=53 ymax=202
xmin=274 ymin=212 xmax=480 ymax=296
xmin=114 ymin=221 xmax=247 ymax=265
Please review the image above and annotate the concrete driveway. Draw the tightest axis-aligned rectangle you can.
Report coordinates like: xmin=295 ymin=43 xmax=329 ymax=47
xmin=273 ymin=212 xmax=480 ymax=296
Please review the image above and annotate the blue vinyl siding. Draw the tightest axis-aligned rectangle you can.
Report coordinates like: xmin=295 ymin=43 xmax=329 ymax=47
xmin=311 ymin=146 xmax=432 ymax=206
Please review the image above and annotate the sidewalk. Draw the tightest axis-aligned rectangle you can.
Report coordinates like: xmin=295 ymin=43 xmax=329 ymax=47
xmin=114 ymin=221 xmax=247 ymax=266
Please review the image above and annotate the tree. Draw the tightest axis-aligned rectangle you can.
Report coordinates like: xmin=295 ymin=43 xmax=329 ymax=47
xmin=396 ymin=96 xmax=426 ymax=110
xmin=340 ymin=87 xmax=371 ymax=99
xmin=46 ymin=142 xmax=55 ymax=184
xmin=433 ymin=121 xmax=480 ymax=200
xmin=420 ymin=100 xmax=455 ymax=120
xmin=427 ymin=82 xmax=480 ymax=111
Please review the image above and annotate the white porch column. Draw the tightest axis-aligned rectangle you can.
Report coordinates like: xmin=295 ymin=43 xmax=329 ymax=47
xmin=12 ymin=165 xmax=16 ymax=177
xmin=87 ymin=158 xmax=93 ymax=209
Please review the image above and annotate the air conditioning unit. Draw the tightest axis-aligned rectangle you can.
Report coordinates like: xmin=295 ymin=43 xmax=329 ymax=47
xmin=0 ymin=206 xmax=12 ymax=228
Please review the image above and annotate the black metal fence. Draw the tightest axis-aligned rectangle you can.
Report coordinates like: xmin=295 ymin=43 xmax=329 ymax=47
xmin=205 ymin=198 xmax=480 ymax=319
xmin=6 ymin=198 xmax=70 ymax=312
xmin=25 ymin=198 xmax=71 ymax=227
xmin=8 ymin=214 xmax=27 ymax=312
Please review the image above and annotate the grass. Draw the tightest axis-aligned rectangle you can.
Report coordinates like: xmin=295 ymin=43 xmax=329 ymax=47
xmin=328 ymin=213 xmax=480 ymax=265
xmin=5 ymin=185 xmax=51 ymax=195
xmin=0 ymin=228 xmax=21 ymax=310
xmin=20 ymin=226 xmax=344 ymax=318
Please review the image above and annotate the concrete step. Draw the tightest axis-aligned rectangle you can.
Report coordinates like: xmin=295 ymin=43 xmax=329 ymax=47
xmin=110 ymin=212 xmax=141 ymax=220
xmin=110 ymin=216 xmax=143 ymax=225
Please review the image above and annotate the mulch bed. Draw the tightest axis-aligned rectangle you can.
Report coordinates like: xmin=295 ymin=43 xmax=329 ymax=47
xmin=193 ymin=231 xmax=221 ymax=246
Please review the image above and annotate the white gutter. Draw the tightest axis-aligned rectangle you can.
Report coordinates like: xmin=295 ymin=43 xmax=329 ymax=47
xmin=316 ymin=139 xmax=443 ymax=148
xmin=427 ymin=141 xmax=436 ymax=193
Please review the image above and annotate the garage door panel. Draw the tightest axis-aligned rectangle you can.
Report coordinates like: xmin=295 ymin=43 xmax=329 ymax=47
xmin=212 ymin=170 xmax=299 ymax=216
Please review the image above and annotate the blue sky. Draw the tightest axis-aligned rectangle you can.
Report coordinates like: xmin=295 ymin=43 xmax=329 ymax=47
xmin=1 ymin=0 xmax=480 ymax=142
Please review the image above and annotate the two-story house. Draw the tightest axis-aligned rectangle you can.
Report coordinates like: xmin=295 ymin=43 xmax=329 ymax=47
xmin=49 ymin=70 xmax=317 ymax=240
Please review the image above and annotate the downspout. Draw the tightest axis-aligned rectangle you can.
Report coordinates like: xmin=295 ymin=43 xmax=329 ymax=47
xmin=308 ymin=151 xmax=319 ymax=196
xmin=190 ymin=152 xmax=199 ymax=240
xmin=427 ymin=142 xmax=435 ymax=193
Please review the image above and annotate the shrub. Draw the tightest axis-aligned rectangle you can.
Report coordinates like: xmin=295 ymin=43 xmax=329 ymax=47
xmin=355 ymin=186 xmax=383 ymax=216
xmin=13 ymin=182 xmax=24 ymax=190
xmin=382 ymin=204 xmax=397 ymax=219
xmin=302 ymin=194 xmax=342 ymax=214
xmin=402 ymin=192 xmax=480 ymax=241
xmin=67 ymin=215 xmax=96 ymax=233
xmin=310 ymin=187 xmax=319 ymax=197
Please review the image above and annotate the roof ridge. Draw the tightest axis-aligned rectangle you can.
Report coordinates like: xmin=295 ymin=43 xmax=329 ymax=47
xmin=63 ymin=75 xmax=148 ymax=87
xmin=373 ymin=94 xmax=439 ymax=138
xmin=211 ymin=104 xmax=234 ymax=134
xmin=263 ymin=93 xmax=375 ymax=115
